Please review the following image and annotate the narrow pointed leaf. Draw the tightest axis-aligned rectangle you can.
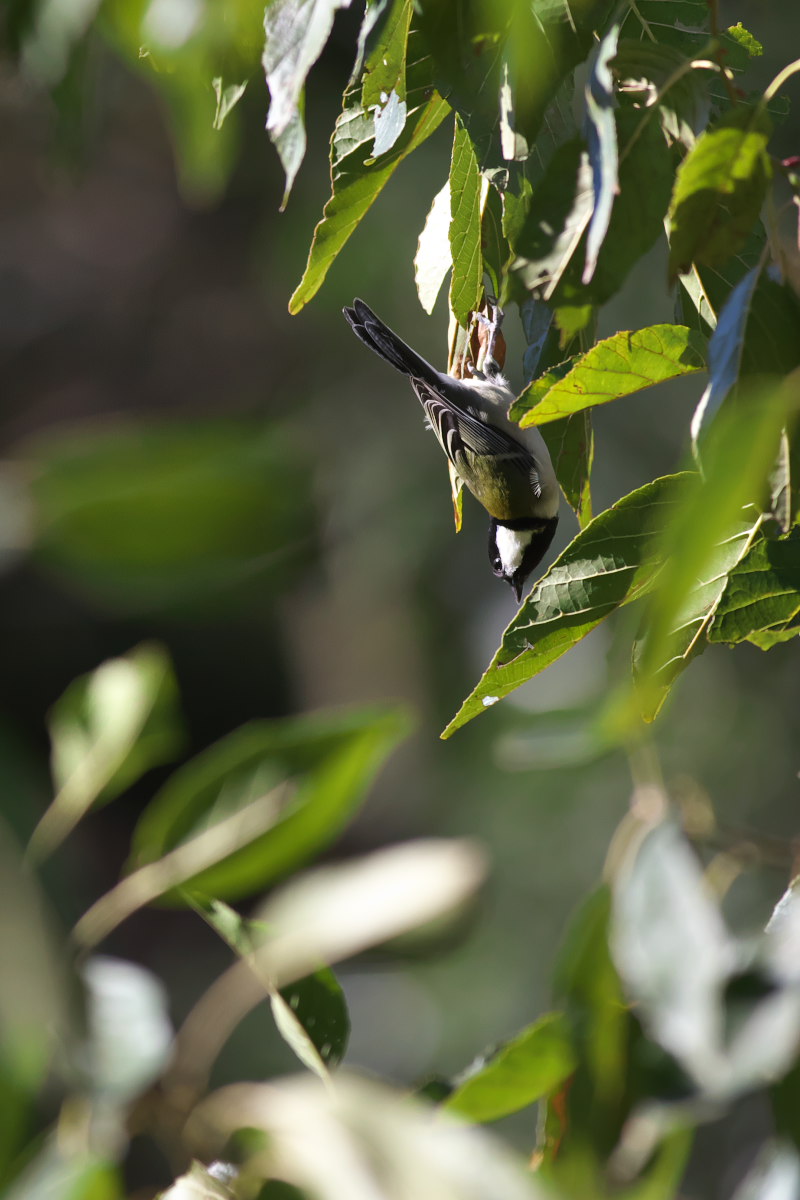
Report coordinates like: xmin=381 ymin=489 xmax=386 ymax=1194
xmin=444 ymin=1013 xmax=576 ymax=1123
xmin=582 ymin=23 xmax=619 ymax=284
xmin=415 ymin=181 xmax=452 ymax=314
xmin=513 ymin=325 xmax=706 ymax=428
xmin=449 ymin=114 xmax=484 ymax=326
xmin=442 ymin=474 xmax=690 ymax=737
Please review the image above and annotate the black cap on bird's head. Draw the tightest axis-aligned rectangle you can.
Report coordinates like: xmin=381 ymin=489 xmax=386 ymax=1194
xmin=489 ymin=517 xmax=558 ymax=602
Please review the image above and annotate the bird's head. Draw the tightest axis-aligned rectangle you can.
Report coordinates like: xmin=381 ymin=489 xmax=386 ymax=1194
xmin=489 ymin=517 xmax=558 ymax=602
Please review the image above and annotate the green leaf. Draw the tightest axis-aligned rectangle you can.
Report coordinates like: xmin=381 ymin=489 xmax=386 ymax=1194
xmin=512 ymin=325 xmax=706 ymax=427
xmin=28 ymin=421 xmax=314 ymax=612
xmin=289 ymin=24 xmax=449 ymax=312
xmin=211 ymin=77 xmax=247 ymax=131
xmin=709 ymin=531 xmax=800 ymax=649
xmin=612 ymin=40 xmax=712 ymax=150
xmin=668 ymin=104 xmax=773 ymax=280
xmin=632 ymin=376 xmax=798 ymax=720
xmin=441 ymin=473 xmax=690 ymax=737
xmin=359 ymin=0 xmax=412 ymax=109
xmin=263 ymin=0 xmax=351 ymax=204
xmin=130 ymin=705 xmax=411 ymax=902
xmin=444 ymin=1013 xmax=576 ymax=1123
xmin=30 ymin=645 xmax=181 ymax=861
xmin=2 ymin=1144 xmax=120 ymax=1200
xmin=633 ymin=503 xmax=763 ymax=721
xmin=542 ymin=410 xmax=594 ymax=527
xmin=190 ymin=895 xmax=350 ymax=1076
xmin=414 ymin=181 xmax=452 ymax=314
xmin=449 ymin=115 xmax=484 ymax=327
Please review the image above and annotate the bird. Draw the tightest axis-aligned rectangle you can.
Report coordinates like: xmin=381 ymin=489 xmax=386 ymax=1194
xmin=342 ymin=298 xmax=559 ymax=601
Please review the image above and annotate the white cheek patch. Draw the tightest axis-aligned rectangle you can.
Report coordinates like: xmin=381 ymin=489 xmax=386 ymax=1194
xmin=495 ymin=525 xmax=533 ymax=576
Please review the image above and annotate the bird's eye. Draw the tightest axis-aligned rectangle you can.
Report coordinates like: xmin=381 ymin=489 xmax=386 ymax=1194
xmin=491 ymin=555 xmax=503 ymax=575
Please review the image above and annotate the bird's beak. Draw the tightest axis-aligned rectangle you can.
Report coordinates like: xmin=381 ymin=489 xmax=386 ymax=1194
xmin=512 ymin=577 xmax=524 ymax=603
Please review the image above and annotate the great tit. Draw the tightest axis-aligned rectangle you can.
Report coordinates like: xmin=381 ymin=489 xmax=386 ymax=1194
xmin=343 ymin=298 xmax=559 ymax=601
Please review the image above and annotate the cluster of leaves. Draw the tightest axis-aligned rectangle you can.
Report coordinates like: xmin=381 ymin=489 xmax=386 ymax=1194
xmin=261 ymin=0 xmax=800 ymax=738
xmin=6 ymin=645 xmax=800 ymax=1200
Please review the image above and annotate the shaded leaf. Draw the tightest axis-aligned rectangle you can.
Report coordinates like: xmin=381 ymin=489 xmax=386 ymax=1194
xmin=512 ymin=325 xmax=706 ymax=427
xmin=31 ymin=645 xmax=181 ymax=861
xmin=709 ymin=531 xmax=800 ymax=649
xmin=449 ymin=115 xmax=484 ymax=327
xmin=1 ymin=1143 xmax=120 ymax=1200
xmin=668 ymin=104 xmax=773 ymax=280
xmin=542 ymin=410 xmax=594 ymax=527
xmin=444 ymin=1013 xmax=576 ymax=1123
xmin=414 ymin=181 xmax=451 ymax=314
xmin=583 ymin=23 xmax=619 ymax=284
xmin=442 ymin=474 xmax=689 ymax=737
xmin=612 ymin=40 xmax=712 ymax=150
xmin=289 ymin=25 xmax=449 ymax=312
xmin=129 ymin=705 xmax=411 ymax=903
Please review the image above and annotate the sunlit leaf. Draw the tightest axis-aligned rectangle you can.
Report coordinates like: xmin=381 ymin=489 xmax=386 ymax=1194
xmin=253 ymin=839 xmax=486 ymax=988
xmin=212 ymin=77 xmax=247 ymax=131
xmin=668 ymin=104 xmax=773 ymax=280
xmin=444 ymin=1013 xmax=576 ymax=1123
xmin=81 ymin=956 xmax=173 ymax=1105
xmin=731 ymin=1145 xmax=800 ymax=1200
xmin=159 ymin=1161 xmax=233 ymax=1200
xmin=192 ymin=1073 xmax=544 ymax=1200
xmin=449 ymin=115 xmax=484 ymax=327
xmin=512 ymin=325 xmax=706 ymax=427
xmin=442 ymin=474 xmax=690 ymax=737
xmin=289 ymin=24 xmax=449 ymax=312
xmin=415 ymin=180 xmax=451 ymax=314
xmin=263 ymin=0 xmax=352 ymax=204
xmin=30 ymin=645 xmax=181 ymax=861
xmin=129 ymin=705 xmax=411 ymax=903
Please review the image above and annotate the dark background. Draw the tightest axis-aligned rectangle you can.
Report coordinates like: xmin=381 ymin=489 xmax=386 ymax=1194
xmin=1 ymin=0 xmax=799 ymax=1185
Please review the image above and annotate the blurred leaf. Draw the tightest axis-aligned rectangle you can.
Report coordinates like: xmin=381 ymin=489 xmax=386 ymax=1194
xmin=130 ymin=705 xmax=411 ymax=903
xmin=632 ymin=502 xmax=764 ymax=722
xmin=633 ymin=375 xmax=799 ymax=720
xmin=190 ymin=895 xmax=350 ymax=1076
xmin=444 ymin=1013 xmax=576 ymax=1123
xmin=253 ymin=839 xmax=486 ymax=989
xmin=2 ymin=1145 xmax=120 ymax=1200
xmin=30 ymin=644 xmax=181 ymax=861
xmin=583 ymin=23 xmax=619 ymax=284
xmin=19 ymin=0 xmax=102 ymax=84
xmin=80 ymin=955 xmax=173 ymax=1105
xmin=101 ymin=0 xmax=265 ymax=201
xmin=668 ymin=104 xmax=773 ymax=280
xmin=0 ymin=820 xmax=71 ymax=1181
xmin=731 ymin=1145 xmax=800 ymax=1200
xmin=192 ymin=1074 xmax=543 ymax=1200
xmin=442 ymin=473 xmax=690 ymax=737
xmin=512 ymin=325 xmax=706 ymax=428
xmin=709 ymin=532 xmax=800 ymax=649
xmin=159 ymin=1161 xmax=233 ymax=1200
xmin=289 ymin=23 xmax=449 ymax=312
xmin=415 ymin=180 xmax=451 ymax=314
xmin=449 ymin=114 xmax=484 ymax=327
xmin=612 ymin=820 xmax=734 ymax=1089
xmin=28 ymin=422 xmax=314 ymax=613
xmin=263 ymin=0 xmax=351 ymax=204
xmin=271 ymin=968 xmax=350 ymax=1077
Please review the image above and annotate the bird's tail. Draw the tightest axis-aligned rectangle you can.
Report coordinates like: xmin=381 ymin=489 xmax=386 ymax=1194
xmin=343 ymin=299 xmax=440 ymax=386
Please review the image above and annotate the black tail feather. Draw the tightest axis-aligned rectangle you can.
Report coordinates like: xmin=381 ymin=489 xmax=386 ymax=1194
xmin=343 ymin=299 xmax=440 ymax=385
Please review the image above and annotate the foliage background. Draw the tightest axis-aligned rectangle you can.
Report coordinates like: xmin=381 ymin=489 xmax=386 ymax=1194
xmin=2 ymin=0 xmax=800 ymax=1193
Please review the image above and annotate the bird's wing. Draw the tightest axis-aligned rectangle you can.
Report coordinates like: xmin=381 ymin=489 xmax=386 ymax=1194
xmin=412 ymin=379 xmax=540 ymax=488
